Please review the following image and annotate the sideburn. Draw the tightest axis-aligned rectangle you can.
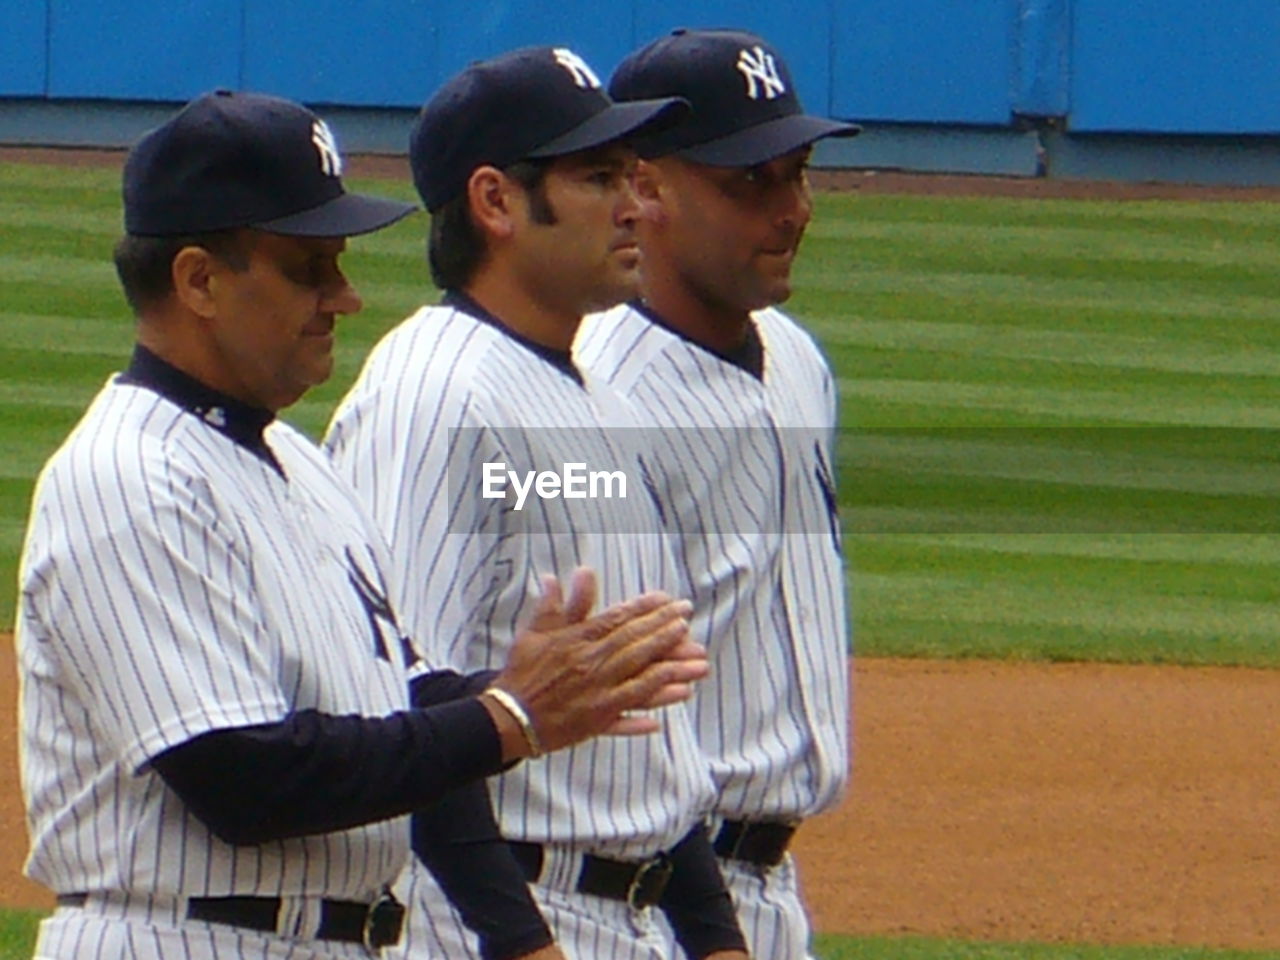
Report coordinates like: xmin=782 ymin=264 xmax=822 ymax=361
xmin=524 ymin=181 xmax=558 ymax=226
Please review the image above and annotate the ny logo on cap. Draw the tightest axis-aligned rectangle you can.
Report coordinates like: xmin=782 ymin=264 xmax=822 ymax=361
xmin=736 ymin=46 xmax=786 ymax=100
xmin=553 ymin=48 xmax=602 ymax=89
xmin=312 ymin=119 xmax=343 ymax=177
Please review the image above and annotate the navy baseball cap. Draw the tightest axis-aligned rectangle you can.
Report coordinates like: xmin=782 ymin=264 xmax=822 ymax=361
xmin=610 ymin=29 xmax=860 ymax=166
xmin=124 ymin=90 xmax=416 ymax=237
xmin=410 ymin=46 xmax=690 ymax=212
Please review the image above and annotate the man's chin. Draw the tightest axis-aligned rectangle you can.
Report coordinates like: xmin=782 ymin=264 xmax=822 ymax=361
xmin=760 ymin=277 xmax=794 ymax=307
xmin=584 ymin=278 xmax=643 ymax=314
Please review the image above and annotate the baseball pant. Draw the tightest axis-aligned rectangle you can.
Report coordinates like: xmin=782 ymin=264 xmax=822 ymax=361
xmin=33 ymin=897 xmax=375 ymax=960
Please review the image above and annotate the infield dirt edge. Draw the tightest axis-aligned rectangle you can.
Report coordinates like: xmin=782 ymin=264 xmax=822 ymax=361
xmin=4 ymin=640 xmax=1278 ymax=950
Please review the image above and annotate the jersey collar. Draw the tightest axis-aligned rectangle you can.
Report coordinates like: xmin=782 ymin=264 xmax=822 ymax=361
xmin=631 ymin=299 xmax=764 ymax=381
xmin=118 ymin=343 xmax=285 ymax=477
xmin=442 ymin=290 xmax=585 ymax=387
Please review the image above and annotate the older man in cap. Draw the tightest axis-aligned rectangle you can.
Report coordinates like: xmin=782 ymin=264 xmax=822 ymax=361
xmin=16 ymin=88 xmax=708 ymax=960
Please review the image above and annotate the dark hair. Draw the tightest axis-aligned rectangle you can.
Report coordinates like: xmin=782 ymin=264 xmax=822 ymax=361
xmin=112 ymin=231 xmax=250 ymax=315
xmin=427 ymin=159 xmax=556 ymax=290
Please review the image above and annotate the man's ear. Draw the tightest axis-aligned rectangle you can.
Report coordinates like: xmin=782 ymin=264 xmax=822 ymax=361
xmin=171 ymin=246 xmax=220 ymax=320
xmin=467 ymin=166 xmax=518 ymax=240
xmin=633 ymin=159 xmax=666 ymax=226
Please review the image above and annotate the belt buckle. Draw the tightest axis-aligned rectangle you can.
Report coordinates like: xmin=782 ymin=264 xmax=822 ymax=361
xmin=362 ymin=889 xmax=405 ymax=950
xmin=626 ymin=853 xmax=673 ymax=910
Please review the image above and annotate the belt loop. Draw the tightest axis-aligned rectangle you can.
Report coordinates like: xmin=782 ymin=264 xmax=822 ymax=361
xmin=543 ymin=843 xmax=575 ymax=890
xmin=283 ymin=896 xmax=315 ymax=940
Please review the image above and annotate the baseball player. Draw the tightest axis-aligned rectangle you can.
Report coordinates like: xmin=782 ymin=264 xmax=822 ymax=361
xmin=15 ymin=90 xmax=707 ymax=960
xmin=325 ymin=47 xmax=748 ymax=960
xmin=575 ymin=29 xmax=859 ymax=960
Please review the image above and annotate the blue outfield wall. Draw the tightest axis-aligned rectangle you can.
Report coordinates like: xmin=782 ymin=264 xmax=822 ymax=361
xmin=832 ymin=0 xmax=1019 ymax=126
xmin=5 ymin=1 xmax=1280 ymax=184
xmin=0 ymin=4 xmax=47 ymax=96
xmin=1069 ymin=0 xmax=1280 ymax=134
xmin=4 ymin=0 xmax=836 ymax=113
xmin=10 ymin=0 xmax=1280 ymax=131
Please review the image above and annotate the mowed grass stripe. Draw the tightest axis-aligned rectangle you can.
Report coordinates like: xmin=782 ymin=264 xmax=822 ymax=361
xmin=852 ymin=534 xmax=1280 ymax=663
xmin=860 ymin=569 xmax=1280 ymax=640
xmin=819 ymin=317 xmax=1280 ymax=378
xmin=834 ymin=377 xmax=1280 ymax=427
xmin=841 ymin=431 xmax=1280 ymax=503
xmin=2 ymin=313 xmax=134 ymax=355
xmin=897 ymin=532 xmax=1280 ymax=566
xmin=804 ymin=277 xmax=1280 ymax=342
xmin=824 ymin=340 xmax=1277 ymax=397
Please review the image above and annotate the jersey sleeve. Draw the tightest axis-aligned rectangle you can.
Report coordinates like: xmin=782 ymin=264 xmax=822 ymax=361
xmin=20 ymin=446 xmax=290 ymax=775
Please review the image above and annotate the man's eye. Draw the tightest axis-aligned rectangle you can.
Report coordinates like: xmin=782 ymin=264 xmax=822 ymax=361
xmin=284 ymin=260 xmax=327 ymax=287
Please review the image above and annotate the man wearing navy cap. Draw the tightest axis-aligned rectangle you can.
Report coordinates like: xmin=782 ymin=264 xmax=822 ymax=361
xmin=576 ymin=29 xmax=859 ymax=960
xmin=16 ymin=88 xmax=710 ymax=960
xmin=326 ymin=46 xmax=749 ymax=960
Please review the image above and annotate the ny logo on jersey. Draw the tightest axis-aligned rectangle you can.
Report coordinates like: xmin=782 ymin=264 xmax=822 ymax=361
xmin=312 ymin=119 xmax=343 ymax=177
xmin=736 ymin=46 xmax=786 ymax=100
xmin=813 ymin=441 xmax=842 ymax=553
xmin=553 ymin=48 xmax=602 ymax=89
xmin=345 ymin=547 xmax=422 ymax=668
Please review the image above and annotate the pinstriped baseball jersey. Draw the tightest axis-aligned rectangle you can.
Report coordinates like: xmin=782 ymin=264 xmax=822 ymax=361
xmin=16 ymin=376 xmax=419 ymax=915
xmin=325 ymin=302 xmax=714 ymax=857
xmin=575 ymin=302 xmax=850 ymax=823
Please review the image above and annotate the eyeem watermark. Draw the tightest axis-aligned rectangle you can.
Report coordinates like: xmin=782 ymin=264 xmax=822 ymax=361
xmin=482 ymin=461 xmax=628 ymax=511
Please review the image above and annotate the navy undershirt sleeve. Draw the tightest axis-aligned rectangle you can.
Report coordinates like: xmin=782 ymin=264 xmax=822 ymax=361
xmin=410 ymin=667 xmax=497 ymax=703
xmin=409 ymin=668 xmax=554 ymax=960
xmin=413 ymin=787 xmax=553 ymax=960
xmin=152 ymin=697 xmax=502 ymax=845
xmin=659 ymin=824 xmax=749 ymax=958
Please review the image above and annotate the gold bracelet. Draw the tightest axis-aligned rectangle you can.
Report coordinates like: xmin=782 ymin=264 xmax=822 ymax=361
xmin=484 ymin=686 xmax=544 ymax=757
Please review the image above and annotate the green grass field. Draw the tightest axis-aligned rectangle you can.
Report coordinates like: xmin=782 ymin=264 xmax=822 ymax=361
xmin=2 ymin=160 xmax=1279 ymax=957
xmin=3 ymin=161 xmax=1278 ymax=665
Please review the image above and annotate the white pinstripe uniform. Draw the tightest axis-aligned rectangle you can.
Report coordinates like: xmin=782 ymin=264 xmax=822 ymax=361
xmin=17 ymin=376 xmax=423 ymax=960
xmin=325 ymin=302 xmax=716 ymax=960
xmin=576 ymin=302 xmax=850 ymax=960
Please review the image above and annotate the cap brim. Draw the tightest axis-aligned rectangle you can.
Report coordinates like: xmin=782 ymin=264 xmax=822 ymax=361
xmin=256 ymin=191 xmax=418 ymax=237
xmin=669 ymin=114 xmax=860 ymax=167
xmin=528 ymin=96 xmax=690 ymax=158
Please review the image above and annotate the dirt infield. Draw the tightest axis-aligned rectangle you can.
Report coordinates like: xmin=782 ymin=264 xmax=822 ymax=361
xmin=3 ymin=637 xmax=1278 ymax=949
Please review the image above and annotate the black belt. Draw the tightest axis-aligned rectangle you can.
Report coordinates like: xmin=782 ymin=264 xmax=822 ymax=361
xmin=56 ymin=891 xmax=405 ymax=949
xmin=508 ymin=840 xmax=673 ymax=909
xmin=714 ymin=819 xmax=797 ymax=867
